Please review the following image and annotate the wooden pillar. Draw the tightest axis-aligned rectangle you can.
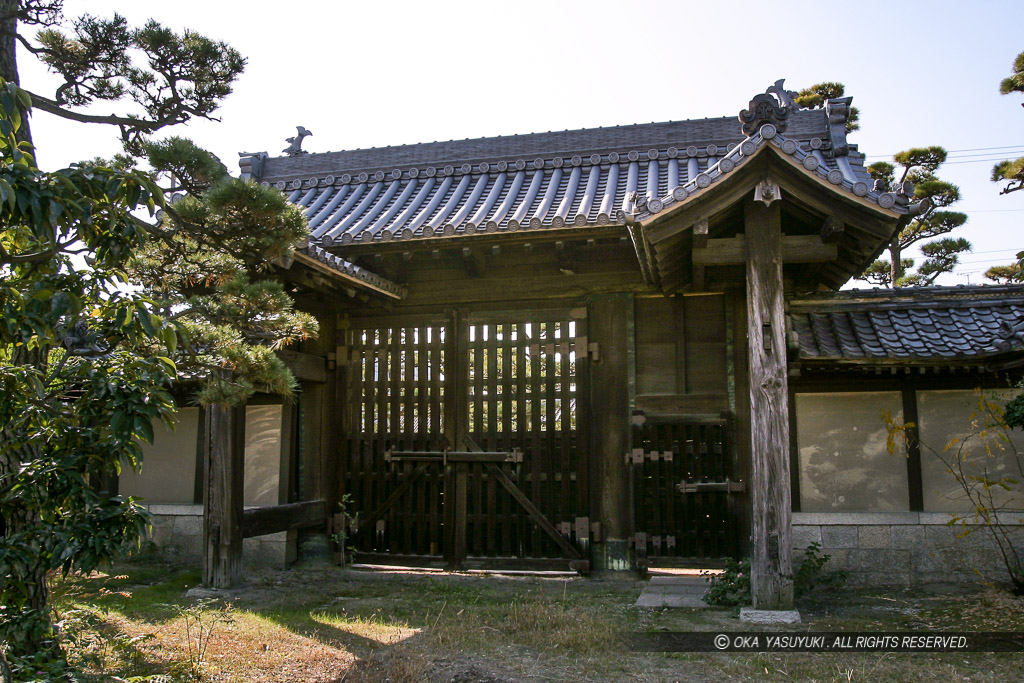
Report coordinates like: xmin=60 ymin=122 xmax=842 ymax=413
xmin=588 ymin=293 xmax=633 ymax=570
xmin=202 ymin=402 xmax=246 ymax=589
xmin=744 ymin=196 xmax=794 ymax=610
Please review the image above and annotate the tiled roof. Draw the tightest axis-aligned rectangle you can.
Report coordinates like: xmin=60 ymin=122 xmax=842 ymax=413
xmin=789 ymin=286 xmax=1024 ymax=366
xmin=248 ymin=102 xmax=898 ymax=248
xmin=291 ymin=244 xmax=407 ymax=299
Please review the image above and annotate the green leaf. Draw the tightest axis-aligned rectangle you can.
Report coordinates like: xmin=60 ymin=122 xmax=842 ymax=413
xmin=133 ymin=416 xmax=155 ymax=444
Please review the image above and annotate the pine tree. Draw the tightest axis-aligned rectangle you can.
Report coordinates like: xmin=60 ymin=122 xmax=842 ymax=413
xmin=858 ymin=147 xmax=970 ymax=287
xmin=126 ymin=139 xmax=318 ymax=587
xmin=992 ymin=51 xmax=1024 ymax=195
xmin=794 ymin=82 xmax=860 ymax=133
xmin=986 ymin=50 xmax=1024 ymax=284
xmin=0 ymin=0 xmax=310 ymax=666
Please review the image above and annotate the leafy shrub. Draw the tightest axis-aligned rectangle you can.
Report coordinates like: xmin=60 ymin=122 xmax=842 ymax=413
xmin=702 ymin=543 xmax=846 ymax=606
xmin=794 ymin=542 xmax=847 ymax=598
xmin=702 ymin=557 xmax=751 ymax=606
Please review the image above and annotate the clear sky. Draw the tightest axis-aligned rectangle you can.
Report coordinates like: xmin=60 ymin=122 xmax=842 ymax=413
xmin=18 ymin=0 xmax=1024 ymax=286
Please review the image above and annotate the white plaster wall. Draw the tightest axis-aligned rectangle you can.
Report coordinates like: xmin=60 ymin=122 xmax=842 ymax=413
xmin=917 ymin=389 xmax=1024 ymax=512
xmin=119 ymin=408 xmax=199 ymax=504
xmin=244 ymin=404 xmax=283 ymax=506
xmin=795 ymin=392 xmax=907 ymax=512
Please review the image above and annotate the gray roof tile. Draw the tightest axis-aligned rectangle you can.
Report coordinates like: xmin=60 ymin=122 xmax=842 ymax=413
xmin=789 ymin=286 xmax=1024 ymax=366
xmin=246 ymin=105 xmax=903 ymax=249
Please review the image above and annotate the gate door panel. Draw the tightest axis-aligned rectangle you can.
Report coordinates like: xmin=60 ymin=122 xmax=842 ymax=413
xmin=341 ymin=310 xmax=590 ymax=567
xmin=343 ymin=321 xmax=450 ymax=558
xmin=463 ymin=312 xmax=589 ymax=560
xmin=631 ymin=418 xmax=739 ymax=566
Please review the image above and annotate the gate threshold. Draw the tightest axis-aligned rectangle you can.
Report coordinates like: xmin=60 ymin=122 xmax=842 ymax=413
xmin=352 ymin=563 xmax=576 ymax=577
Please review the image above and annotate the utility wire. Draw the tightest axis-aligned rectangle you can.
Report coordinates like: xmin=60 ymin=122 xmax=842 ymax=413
xmin=865 ymin=144 xmax=1024 ymax=158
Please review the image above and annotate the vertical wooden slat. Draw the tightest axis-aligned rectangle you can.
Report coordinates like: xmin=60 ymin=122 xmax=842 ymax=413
xmin=685 ymin=426 xmax=697 ymax=557
xmin=454 ymin=464 xmax=468 ymax=568
xmin=559 ymin=319 xmax=572 ymax=533
xmin=489 ymin=323 xmax=501 ymax=552
xmin=544 ymin=321 xmax=558 ymax=536
xmin=376 ymin=330 xmax=390 ymax=551
xmin=529 ymin=321 xmax=543 ymax=556
xmin=430 ymin=325 xmax=443 ymax=556
xmin=573 ymin=311 xmax=590 ymax=538
xmin=500 ymin=324 xmax=513 ymax=556
xmin=515 ymin=323 xmax=528 ymax=557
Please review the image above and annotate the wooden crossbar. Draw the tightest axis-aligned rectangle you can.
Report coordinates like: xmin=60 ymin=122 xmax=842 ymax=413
xmin=486 ymin=463 xmax=581 ymax=560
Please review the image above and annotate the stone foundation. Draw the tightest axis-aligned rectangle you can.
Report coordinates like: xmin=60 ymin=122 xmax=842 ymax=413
xmin=793 ymin=512 xmax=1024 ymax=589
xmin=146 ymin=504 xmax=295 ymax=568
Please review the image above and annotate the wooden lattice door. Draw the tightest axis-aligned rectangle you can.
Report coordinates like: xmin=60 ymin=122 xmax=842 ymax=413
xmin=630 ymin=417 xmax=740 ymax=570
xmin=340 ymin=309 xmax=591 ymax=569
xmin=342 ymin=319 xmax=450 ymax=560
xmin=458 ymin=311 xmax=590 ymax=564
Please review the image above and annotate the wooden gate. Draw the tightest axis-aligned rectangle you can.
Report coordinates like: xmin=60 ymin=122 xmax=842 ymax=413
xmin=340 ymin=309 xmax=590 ymax=570
xmin=630 ymin=417 xmax=740 ymax=570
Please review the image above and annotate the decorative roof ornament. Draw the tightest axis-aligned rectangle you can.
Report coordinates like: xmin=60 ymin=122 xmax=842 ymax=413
xmin=238 ymin=151 xmax=268 ymax=180
xmin=753 ymin=177 xmax=782 ymax=207
xmin=625 ymin=190 xmax=647 ymax=213
xmin=283 ymin=126 xmax=313 ymax=156
xmin=825 ymin=97 xmax=853 ymax=157
xmin=739 ymin=79 xmax=800 ymax=136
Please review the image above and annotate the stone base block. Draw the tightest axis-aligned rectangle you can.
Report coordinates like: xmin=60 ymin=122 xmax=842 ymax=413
xmin=740 ymin=608 xmax=801 ymax=624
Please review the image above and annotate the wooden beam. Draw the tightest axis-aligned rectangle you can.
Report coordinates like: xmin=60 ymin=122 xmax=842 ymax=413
xmin=633 ymin=393 xmax=729 ymax=417
xmin=694 ymin=235 xmax=838 ymax=266
xmin=694 ymin=236 xmax=745 ymax=265
xmin=277 ymin=349 xmax=327 ymax=383
xmin=241 ymin=500 xmax=326 ymax=538
xmin=744 ymin=197 xmax=794 ymax=610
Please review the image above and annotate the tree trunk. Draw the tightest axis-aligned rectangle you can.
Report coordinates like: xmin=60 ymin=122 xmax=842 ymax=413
xmin=744 ymin=196 xmax=794 ymax=611
xmin=202 ymin=402 xmax=246 ymax=588
xmin=889 ymin=243 xmax=903 ymax=287
xmin=0 ymin=2 xmax=32 ymax=148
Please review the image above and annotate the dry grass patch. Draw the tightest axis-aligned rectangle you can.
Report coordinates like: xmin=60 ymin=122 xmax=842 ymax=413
xmin=52 ymin=562 xmax=1024 ymax=682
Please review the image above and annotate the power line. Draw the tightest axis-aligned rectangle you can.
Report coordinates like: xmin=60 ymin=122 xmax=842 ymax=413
xmin=865 ymin=144 xmax=1024 ymax=159
xmin=956 ymin=209 xmax=1024 ymax=213
xmin=944 ymin=158 xmax=1023 ymax=166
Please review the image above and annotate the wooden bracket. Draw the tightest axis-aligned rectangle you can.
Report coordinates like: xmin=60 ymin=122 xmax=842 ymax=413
xmin=326 ymin=352 xmax=337 ymax=370
xmin=574 ymin=336 xmax=600 ymax=361
xmin=462 ymin=247 xmax=484 ymax=277
xmin=820 ymin=216 xmax=845 ymax=243
xmin=574 ymin=516 xmax=590 ymax=541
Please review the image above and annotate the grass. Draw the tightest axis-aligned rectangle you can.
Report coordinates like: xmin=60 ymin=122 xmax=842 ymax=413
xmin=46 ymin=561 xmax=1024 ymax=682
